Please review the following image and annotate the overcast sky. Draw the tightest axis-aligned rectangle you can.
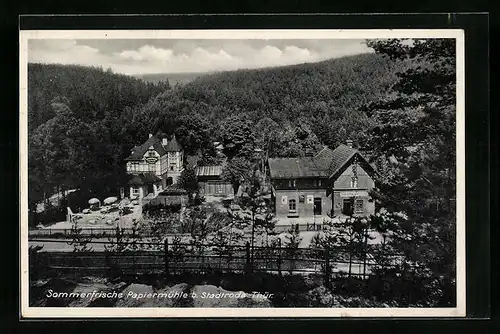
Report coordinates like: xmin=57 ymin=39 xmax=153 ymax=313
xmin=28 ymin=39 xmax=373 ymax=75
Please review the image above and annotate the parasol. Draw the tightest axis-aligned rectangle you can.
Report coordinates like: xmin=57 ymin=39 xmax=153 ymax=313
xmin=88 ymin=198 xmax=100 ymax=205
xmin=104 ymin=197 xmax=118 ymax=205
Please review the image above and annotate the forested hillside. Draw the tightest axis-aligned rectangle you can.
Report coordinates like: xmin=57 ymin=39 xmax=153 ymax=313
xmin=28 ymin=64 xmax=170 ymax=132
xmin=28 ymin=53 xmax=406 ymax=212
xmin=28 ymin=64 xmax=171 ymax=211
xmin=129 ymin=53 xmax=408 ymax=157
xmin=135 ymin=71 xmax=209 ymax=85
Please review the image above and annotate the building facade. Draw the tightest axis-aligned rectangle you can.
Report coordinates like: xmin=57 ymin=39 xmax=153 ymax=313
xmin=125 ymin=133 xmax=184 ymax=199
xmin=195 ymin=165 xmax=233 ymax=198
xmin=268 ymin=141 xmax=377 ymax=224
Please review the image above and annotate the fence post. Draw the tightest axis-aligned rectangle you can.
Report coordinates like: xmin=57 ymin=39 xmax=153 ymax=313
xmin=363 ymin=228 xmax=368 ymax=280
xmin=381 ymin=234 xmax=386 ymax=274
xmin=324 ymin=246 xmax=331 ymax=289
xmin=348 ymin=238 xmax=353 ymax=278
xmin=164 ymin=238 xmax=169 ymax=277
xmin=277 ymin=238 xmax=282 ymax=276
xmin=245 ymin=241 xmax=252 ymax=276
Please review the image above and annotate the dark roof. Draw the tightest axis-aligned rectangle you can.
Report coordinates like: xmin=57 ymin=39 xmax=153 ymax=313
xmin=128 ymin=173 xmax=162 ymax=185
xmin=326 ymin=144 xmax=377 ymax=178
xmin=164 ymin=135 xmax=182 ymax=152
xmin=326 ymin=144 xmax=358 ymax=176
xmin=268 ymin=157 xmax=328 ymax=179
xmin=268 ymin=144 xmax=376 ymax=180
xmin=125 ymin=135 xmax=167 ymax=161
xmin=196 ymin=165 xmax=224 ymax=177
xmin=313 ymin=146 xmax=335 ymax=168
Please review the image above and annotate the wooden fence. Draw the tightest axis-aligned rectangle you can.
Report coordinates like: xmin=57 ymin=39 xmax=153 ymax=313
xmin=28 ymin=228 xmax=190 ymax=239
xmin=29 ymin=222 xmax=325 ymax=238
xmin=30 ymin=239 xmax=405 ymax=286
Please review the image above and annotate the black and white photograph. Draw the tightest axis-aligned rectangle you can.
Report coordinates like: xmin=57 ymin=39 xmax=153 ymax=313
xmin=20 ymin=29 xmax=465 ymax=317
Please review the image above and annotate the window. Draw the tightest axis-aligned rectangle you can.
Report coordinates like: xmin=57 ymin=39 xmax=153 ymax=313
xmin=288 ymin=179 xmax=296 ymax=188
xmin=148 ymin=151 xmax=155 ymax=157
xmin=355 ymin=199 xmax=364 ymax=213
xmin=132 ymin=186 xmax=140 ymax=195
xmin=289 ymin=199 xmax=296 ymax=212
xmin=216 ymin=183 xmax=223 ymax=194
xmin=170 ymin=163 xmax=176 ymax=171
xmin=128 ymin=162 xmax=139 ymax=172
xmin=318 ymin=179 xmax=322 ymax=187
xmin=350 ymin=177 xmax=358 ymax=188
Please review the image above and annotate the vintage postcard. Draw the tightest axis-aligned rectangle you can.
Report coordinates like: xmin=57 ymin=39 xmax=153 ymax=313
xmin=19 ymin=29 xmax=465 ymax=318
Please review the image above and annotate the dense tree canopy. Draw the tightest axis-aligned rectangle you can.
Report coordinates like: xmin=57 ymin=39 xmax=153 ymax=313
xmin=178 ymin=165 xmax=199 ymax=202
xmin=362 ymin=38 xmax=457 ymax=306
xmin=221 ymin=157 xmax=254 ymax=194
xmin=28 ymin=64 xmax=170 ymax=210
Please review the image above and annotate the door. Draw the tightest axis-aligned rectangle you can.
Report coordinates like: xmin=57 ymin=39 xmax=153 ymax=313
xmin=342 ymin=198 xmax=354 ymax=215
xmin=166 ymin=177 xmax=173 ymax=186
xmin=313 ymin=197 xmax=322 ymax=215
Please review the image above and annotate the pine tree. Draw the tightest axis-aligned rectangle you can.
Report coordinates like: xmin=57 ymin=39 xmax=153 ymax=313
xmin=363 ymin=38 xmax=457 ymax=306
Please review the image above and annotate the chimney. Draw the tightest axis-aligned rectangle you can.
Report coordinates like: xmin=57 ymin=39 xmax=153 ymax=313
xmin=162 ymin=135 xmax=168 ymax=146
xmin=346 ymin=139 xmax=353 ymax=148
xmin=149 ymin=133 xmax=153 ymax=138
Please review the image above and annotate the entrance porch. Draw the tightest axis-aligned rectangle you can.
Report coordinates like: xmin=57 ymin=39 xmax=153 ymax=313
xmin=128 ymin=172 xmax=163 ymax=199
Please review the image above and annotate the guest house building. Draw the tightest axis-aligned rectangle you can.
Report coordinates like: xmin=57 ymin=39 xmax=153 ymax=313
xmin=125 ymin=133 xmax=184 ymax=199
xmin=268 ymin=140 xmax=377 ymax=226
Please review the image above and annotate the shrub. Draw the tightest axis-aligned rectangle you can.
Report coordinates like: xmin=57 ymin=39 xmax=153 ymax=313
xmin=120 ymin=206 xmax=133 ymax=215
xmin=143 ymin=203 xmax=182 ymax=216
xmin=34 ymin=202 xmax=66 ymax=226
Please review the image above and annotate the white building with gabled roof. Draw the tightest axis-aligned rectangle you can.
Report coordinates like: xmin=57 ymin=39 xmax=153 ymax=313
xmin=125 ymin=133 xmax=184 ymax=199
